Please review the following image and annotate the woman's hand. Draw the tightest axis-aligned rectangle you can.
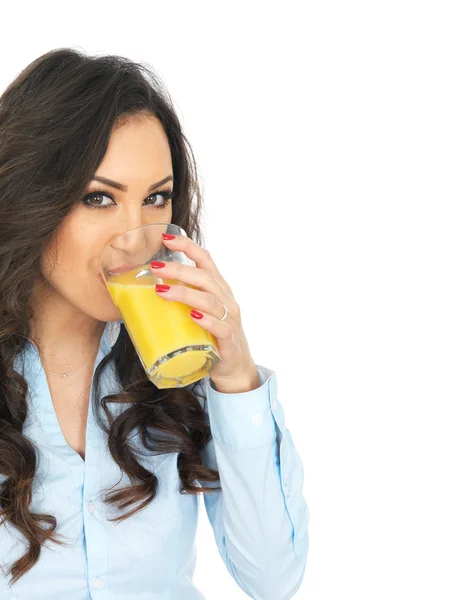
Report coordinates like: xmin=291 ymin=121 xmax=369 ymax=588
xmin=149 ymin=233 xmax=259 ymax=393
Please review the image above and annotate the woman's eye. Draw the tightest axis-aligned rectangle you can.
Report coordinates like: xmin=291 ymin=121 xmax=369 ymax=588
xmin=82 ymin=193 xmax=115 ymax=208
xmin=144 ymin=191 xmax=173 ymax=207
xmin=82 ymin=190 xmax=172 ymax=210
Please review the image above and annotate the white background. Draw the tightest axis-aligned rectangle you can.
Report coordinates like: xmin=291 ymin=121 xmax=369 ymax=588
xmin=1 ymin=1 xmax=448 ymax=598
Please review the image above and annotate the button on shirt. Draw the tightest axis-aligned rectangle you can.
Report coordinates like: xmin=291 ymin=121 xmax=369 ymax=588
xmin=0 ymin=321 xmax=309 ymax=599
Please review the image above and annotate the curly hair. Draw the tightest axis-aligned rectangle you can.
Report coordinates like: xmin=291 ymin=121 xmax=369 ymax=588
xmin=0 ymin=47 xmax=221 ymax=586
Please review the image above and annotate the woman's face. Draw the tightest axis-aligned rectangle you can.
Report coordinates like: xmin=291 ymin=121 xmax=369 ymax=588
xmin=39 ymin=114 xmax=173 ymax=322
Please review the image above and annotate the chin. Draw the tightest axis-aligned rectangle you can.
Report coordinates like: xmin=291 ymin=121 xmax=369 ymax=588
xmin=91 ymin=304 xmax=122 ymax=323
xmin=77 ymin=294 xmax=122 ymax=323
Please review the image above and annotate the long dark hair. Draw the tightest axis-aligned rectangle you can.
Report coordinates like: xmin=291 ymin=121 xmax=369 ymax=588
xmin=0 ymin=47 xmax=221 ymax=585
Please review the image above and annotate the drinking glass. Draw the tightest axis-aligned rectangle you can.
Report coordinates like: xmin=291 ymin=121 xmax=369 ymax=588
xmin=99 ymin=223 xmax=221 ymax=389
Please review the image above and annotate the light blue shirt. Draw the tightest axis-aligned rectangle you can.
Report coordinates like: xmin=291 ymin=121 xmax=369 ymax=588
xmin=1 ymin=320 xmax=309 ymax=599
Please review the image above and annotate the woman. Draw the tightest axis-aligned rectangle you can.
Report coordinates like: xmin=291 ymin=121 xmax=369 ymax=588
xmin=0 ymin=48 xmax=309 ymax=599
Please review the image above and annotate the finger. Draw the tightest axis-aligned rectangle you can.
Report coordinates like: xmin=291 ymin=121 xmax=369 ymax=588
xmin=150 ymin=260 xmax=235 ymax=314
xmin=189 ymin=308 xmax=235 ymax=349
xmin=161 ymin=233 xmax=234 ymax=296
xmin=154 ymin=283 xmax=233 ymax=323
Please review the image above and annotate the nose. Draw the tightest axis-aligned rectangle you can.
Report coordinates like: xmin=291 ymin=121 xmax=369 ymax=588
xmin=110 ymin=206 xmax=161 ymax=251
xmin=119 ymin=204 xmax=148 ymax=234
xmin=106 ymin=219 xmax=168 ymax=271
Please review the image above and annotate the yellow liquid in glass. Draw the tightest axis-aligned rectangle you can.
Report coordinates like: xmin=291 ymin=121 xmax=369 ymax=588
xmin=106 ymin=266 xmax=220 ymax=388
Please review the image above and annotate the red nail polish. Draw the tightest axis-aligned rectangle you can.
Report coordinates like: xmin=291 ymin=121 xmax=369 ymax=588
xmin=155 ymin=284 xmax=170 ymax=292
xmin=150 ymin=261 xmax=166 ymax=268
xmin=162 ymin=233 xmax=176 ymax=240
xmin=191 ymin=310 xmax=203 ymax=319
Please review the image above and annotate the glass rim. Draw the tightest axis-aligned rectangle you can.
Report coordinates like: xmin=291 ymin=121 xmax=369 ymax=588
xmin=100 ymin=222 xmax=185 ymax=251
xmin=98 ymin=222 xmax=186 ymax=276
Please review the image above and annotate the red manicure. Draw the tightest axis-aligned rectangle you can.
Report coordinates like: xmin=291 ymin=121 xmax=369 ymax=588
xmin=162 ymin=233 xmax=176 ymax=240
xmin=150 ymin=261 xmax=166 ymax=268
xmin=191 ymin=310 xmax=203 ymax=319
xmin=155 ymin=284 xmax=170 ymax=292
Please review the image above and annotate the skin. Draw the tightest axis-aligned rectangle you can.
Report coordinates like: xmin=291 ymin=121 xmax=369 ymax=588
xmin=30 ymin=113 xmax=173 ymax=369
xmin=30 ymin=112 xmax=259 ymax=393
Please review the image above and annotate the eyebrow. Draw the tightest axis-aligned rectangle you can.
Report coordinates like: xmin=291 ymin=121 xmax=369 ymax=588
xmin=90 ymin=175 xmax=173 ymax=192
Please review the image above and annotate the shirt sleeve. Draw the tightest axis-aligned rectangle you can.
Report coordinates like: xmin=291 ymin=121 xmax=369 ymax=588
xmin=196 ymin=364 xmax=309 ymax=600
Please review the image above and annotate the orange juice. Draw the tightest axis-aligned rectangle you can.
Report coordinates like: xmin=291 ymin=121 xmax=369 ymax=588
xmin=106 ymin=265 xmax=220 ymax=388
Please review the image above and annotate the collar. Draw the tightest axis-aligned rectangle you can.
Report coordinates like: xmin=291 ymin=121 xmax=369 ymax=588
xmin=101 ymin=319 xmax=122 ymax=353
xmin=13 ymin=320 xmax=123 ymax=377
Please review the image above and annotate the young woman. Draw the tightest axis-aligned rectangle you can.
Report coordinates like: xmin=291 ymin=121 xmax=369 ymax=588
xmin=0 ymin=48 xmax=309 ymax=599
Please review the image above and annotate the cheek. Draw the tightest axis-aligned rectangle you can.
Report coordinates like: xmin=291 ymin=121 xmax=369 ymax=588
xmin=40 ymin=226 xmax=121 ymax=320
xmin=41 ymin=228 xmax=88 ymax=280
xmin=42 ymin=208 xmax=107 ymax=280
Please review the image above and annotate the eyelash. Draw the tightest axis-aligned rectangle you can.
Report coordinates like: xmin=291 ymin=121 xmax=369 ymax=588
xmin=81 ymin=188 xmax=173 ymax=210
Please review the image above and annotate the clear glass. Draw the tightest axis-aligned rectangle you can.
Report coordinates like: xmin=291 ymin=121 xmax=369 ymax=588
xmin=99 ymin=223 xmax=221 ymax=389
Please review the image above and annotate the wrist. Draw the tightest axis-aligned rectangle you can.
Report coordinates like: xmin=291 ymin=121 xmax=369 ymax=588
xmin=211 ymin=364 xmax=260 ymax=394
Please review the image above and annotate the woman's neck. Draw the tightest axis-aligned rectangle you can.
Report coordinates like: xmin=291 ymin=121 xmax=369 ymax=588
xmin=29 ymin=287 xmax=105 ymax=367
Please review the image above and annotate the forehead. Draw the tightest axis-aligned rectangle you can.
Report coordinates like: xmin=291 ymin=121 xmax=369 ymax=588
xmin=95 ymin=115 xmax=172 ymax=183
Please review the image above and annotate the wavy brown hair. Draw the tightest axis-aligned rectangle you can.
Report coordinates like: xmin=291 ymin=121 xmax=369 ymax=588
xmin=0 ymin=47 xmax=221 ymax=586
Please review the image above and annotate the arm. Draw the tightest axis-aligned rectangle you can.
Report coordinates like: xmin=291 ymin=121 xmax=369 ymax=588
xmin=197 ymin=364 xmax=309 ymax=600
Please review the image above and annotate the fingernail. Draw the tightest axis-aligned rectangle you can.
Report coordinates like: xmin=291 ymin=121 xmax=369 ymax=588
xmin=155 ymin=284 xmax=171 ymax=292
xmin=162 ymin=233 xmax=176 ymax=240
xmin=191 ymin=310 xmax=204 ymax=319
xmin=150 ymin=261 xmax=166 ymax=269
